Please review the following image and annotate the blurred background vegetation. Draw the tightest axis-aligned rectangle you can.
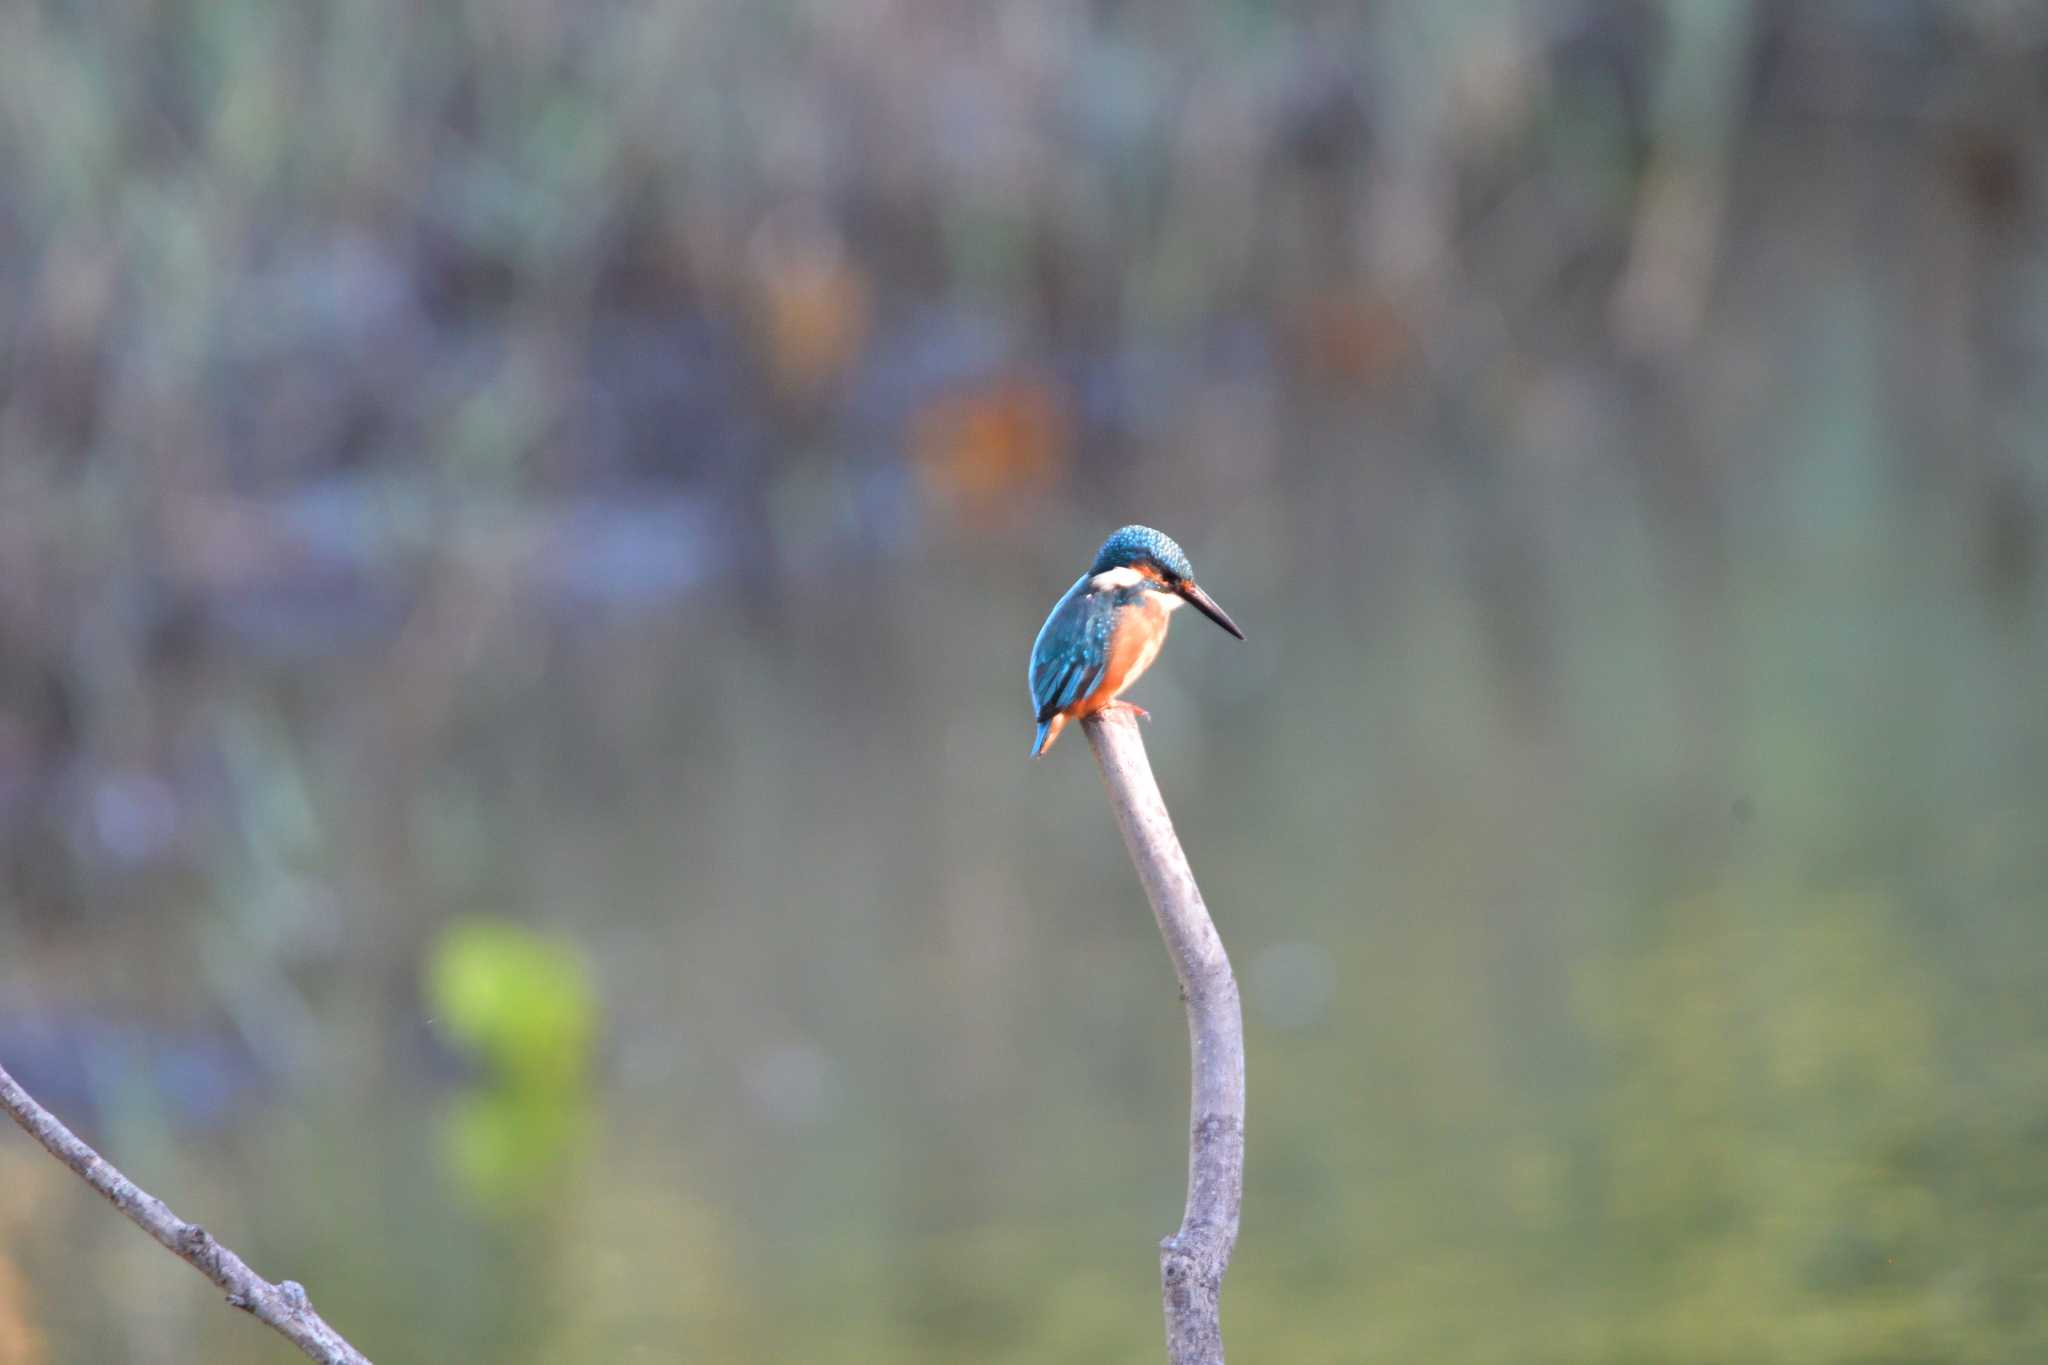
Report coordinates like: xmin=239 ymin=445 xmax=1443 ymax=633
xmin=3 ymin=1 xmax=2048 ymax=1360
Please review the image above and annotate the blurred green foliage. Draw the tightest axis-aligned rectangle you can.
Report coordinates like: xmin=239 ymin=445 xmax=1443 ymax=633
xmin=429 ymin=917 xmax=596 ymax=1213
xmin=440 ymin=1087 xmax=593 ymax=1218
xmin=429 ymin=916 xmax=597 ymax=1098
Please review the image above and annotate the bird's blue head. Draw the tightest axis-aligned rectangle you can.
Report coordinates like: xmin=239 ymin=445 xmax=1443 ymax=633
xmin=1087 ymin=524 xmax=1244 ymax=639
xmin=1090 ymin=525 xmax=1195 ymax=583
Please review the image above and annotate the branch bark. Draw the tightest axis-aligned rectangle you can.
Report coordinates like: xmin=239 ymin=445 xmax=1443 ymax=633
xmin=1083 ymin=707 xmax=1245 ymax=1365
xmin=0 ymin=1061 xmax=373 ymax=1365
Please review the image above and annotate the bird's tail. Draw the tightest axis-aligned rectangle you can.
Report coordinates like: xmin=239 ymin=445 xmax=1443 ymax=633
xmin=1029 ymin=716 xmax=1056 ymax=758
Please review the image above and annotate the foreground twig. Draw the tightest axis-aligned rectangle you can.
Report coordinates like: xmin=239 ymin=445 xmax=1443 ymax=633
xmin=0 ymin=1061 xmax=372 ymax=1365
xmin=1083 ymin=708 xmax=1245 ymax=1365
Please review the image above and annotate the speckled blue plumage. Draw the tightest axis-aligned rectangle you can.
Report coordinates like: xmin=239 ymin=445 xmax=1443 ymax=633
xmin=1090 ymin=524 xmax=1193 ymax=581
xmin=1027 ymin=573 xmax=1122 ymax=744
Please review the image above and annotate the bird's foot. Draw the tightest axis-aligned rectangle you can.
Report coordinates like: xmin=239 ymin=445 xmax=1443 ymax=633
xmin=1107 ymin=701 xmax=1150 ymax=722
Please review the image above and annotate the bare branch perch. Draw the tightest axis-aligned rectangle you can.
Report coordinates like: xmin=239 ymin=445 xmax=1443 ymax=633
xmin=0 ymin=1061 xmax=373 ymax=1365
xmin=1083 ymin=707 xmax=1245 ymax=1365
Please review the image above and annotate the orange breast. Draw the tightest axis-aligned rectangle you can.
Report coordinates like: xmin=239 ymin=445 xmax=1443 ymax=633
xmin=1071 ymin=596 xmax=1172 ymax=715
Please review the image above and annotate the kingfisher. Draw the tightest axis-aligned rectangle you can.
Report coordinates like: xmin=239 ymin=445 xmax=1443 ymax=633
xmin=1027 ymin=525 xmax=1245 ymax=757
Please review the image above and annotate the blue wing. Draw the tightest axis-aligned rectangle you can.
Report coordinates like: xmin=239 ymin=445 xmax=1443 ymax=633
xmin=1028 ymin=576 xmax=1117 ymax=726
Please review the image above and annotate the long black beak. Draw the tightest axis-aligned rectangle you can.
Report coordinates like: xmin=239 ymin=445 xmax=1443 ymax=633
xmin=1178 ymin=580 xmax=1246 ymax=640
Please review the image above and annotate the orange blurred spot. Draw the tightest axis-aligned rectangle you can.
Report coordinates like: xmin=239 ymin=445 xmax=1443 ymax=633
xmin=744 ymin=210 xmax=872 ymax=405
xmin=911 ymin=376 xmax=1070 ymax=525
xmin=1288 ymin=287 xmax=1414 ymax=386
xmin=0 ymin=1252 xmax=41 ymax=1365
xmin=0 ymin=1165 xmax=47 ymax=1365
